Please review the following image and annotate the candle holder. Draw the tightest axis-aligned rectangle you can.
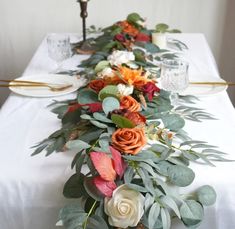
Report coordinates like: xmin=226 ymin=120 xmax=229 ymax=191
xmin=78 ymin=0 xmax=88 ymax=42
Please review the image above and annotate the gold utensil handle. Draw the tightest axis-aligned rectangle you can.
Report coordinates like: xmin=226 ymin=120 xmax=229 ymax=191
xmin=0 ymin=79 xmax=63 ymax=86
xmin=190 ymin=82 xmax=235 ymax=86
xmin=0 ymin=84 xmax=48 ymax=87
xmin=0 ymin=83 xmax=73 ymax=92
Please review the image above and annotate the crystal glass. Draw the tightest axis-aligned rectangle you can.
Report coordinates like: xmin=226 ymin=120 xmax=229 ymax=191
xmin=160 ymin=58 xmax=189 ymax=104
xmin=47 ymin=34 xmax=71 ymax=73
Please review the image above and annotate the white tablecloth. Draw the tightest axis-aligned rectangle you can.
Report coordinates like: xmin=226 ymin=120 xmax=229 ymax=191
xmin=0 ymin=34 xmax=235 ymax=229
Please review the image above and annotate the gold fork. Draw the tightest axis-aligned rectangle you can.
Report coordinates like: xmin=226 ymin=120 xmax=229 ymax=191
xmin=0 ymin=83 xmax=73 ymax=92
xmin=0 ymin=79 xmax=66 ymax=86
xmin=190 ymin=82 xmax=235 ymax=86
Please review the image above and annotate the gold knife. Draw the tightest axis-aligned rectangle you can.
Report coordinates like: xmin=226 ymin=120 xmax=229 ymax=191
xmin=190 ymin=81 xmax=235 ymax=86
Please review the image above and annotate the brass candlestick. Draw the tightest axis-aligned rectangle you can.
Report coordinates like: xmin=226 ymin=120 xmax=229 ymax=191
xmin=78 ymin=0 xmax=88 ymax=42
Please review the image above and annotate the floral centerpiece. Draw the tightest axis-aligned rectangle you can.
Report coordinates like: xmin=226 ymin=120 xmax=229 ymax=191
xmin=33 ymin=13 xmax=229 ymax=229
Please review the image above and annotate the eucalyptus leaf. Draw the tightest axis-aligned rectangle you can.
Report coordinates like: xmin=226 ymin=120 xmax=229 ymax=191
xmin=52 ymin=105 xmax=68 ymax=119
xmin=81 ymin=114 xmax=94 ymax=120
xmin=59 ymin=202 xmax=87 ymax=229
xmin=196 ymin=185 xmax=217 ymax=206
xmin=94 ymin=60 xmax=109 ymax=73
xmin=93 ymin=112 xmax=113 ymax=123
xmin=127 ymin=12 xmax=143 ymax=23
xmin=79 ymin=128 xmax=104 ymax=143
xmin=98 ymin=85 xmax=119 ymax=100
xmin=167 ymin=165 xmax=195 ymax=187
xmin=77 ymin=88 xmax=99 ymax=104
xmin=102 ymin=97 xmax=120 ymax=115
xmin=66 ymin=140 xmax=91 ymax=151
xmin=148 ymin=203 xmax=161 ymax=229
xmin=63 ymin=174 xmax=87 ymax=198
xmin=162 ymin=114 xmax=185 ymax=132
xmin=180 ymin=200 xmax=204 ymax=227
xmin=87 ymin=215 xmax=109 ymax=229
xmin=161 ymin=207 xmax=171 ymax=229
xmin=62 ymin=109 xmax=81 ymax=125
xmin=160 ymin=195 xmax=181 ymax=218
xmin=84 ymin=177 xmax=104 ymax=201
xmin=145 ymin=193 xmax=155 ymax=211
xmin=124 ymin=167 xmax=135 ymax=183
xmin=99 ymin=135 xmax=110 ymax=152
xmin=90 ymin=120 xmax=108 ymax=129
xmin=111 ymin=114 xmax=135 ymax=128
xmin=155 ymin=23 xmax=169 ymax=33
xmin=126 ymin=183 xmax=148 ymax=193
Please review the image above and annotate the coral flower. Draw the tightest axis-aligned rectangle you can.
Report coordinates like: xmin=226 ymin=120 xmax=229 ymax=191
xmin=124 ymin=111 xmax=146 ymax=126
xmin=106 ymin=66 xmax=150 ymax=89
xmin=117 ymin=20 xmax=139 ymax=37
xmin=112 ymin=128 xmax=147 ymax=155
xmin=120 ymin=96 xmax=141 ymax=112
xmin=135 ymin=33 xmax=151 ymax=42
xmin=89 ymin=79 xmax=106 ymax=93
xmin=90 ymin=146 xmax=127 ymax=197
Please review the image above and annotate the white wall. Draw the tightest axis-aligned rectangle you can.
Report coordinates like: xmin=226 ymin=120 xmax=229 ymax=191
xmin=0 ymin=0 xmax=229 ymax=105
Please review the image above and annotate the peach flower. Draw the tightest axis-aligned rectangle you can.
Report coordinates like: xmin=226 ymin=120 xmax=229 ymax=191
xmin=124 ymin=111 xmax=146 ymax=126
xmin=89 ymin=79 xmax=106 ymax=93
xmin=120 ymin=96 xmax=141 ymax=112
xmin=112 ymin=128 xmax=147 ymax=155
xmin=117 ymin=20 xmax=139 ymax=37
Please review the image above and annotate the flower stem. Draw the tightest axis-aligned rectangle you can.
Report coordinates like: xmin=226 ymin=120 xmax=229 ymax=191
xmin=83 ymin=200 xmax=97 ymax=229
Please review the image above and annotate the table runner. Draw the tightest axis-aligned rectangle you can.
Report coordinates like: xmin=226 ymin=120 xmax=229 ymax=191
xmin=0 ymin=34 xmax=235 ymax=229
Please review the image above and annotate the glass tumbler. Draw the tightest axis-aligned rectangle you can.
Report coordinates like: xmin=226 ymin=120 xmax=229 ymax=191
xmin=47 ymin=34 xmax=71 ymax=73
xmin=160 ymin=59 xmax=189 ymax=104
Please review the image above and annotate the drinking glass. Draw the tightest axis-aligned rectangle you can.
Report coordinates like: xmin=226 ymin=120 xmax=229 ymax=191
xmin=47 ymin=34 xmax=71 ymax=73
xmin=160 ymin=58 xmax=189 ymax=104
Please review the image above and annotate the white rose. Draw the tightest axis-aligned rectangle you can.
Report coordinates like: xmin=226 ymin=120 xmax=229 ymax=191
xmin=117 ymin=84 xmax=134 ymax=96
xmin=104 ymin=185 xmax=144 ymax=228
xmin=98 ymin=67 xmax=114 ymax=78
xmin=108 ymin=50 xmax=135 ymax=66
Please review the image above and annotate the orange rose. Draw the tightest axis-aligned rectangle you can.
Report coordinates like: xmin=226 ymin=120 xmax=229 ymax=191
xmin=112 ymin=128 xmax=147 ymax=155
xmin=120 ymin=96 xmax=141 ymax=112
xmin=117 ymin=20 xmax=139 ymax=37
xmin=89 ymin=79 xmax=106 ymax=93
xmin=124 ymin=111 xmax=146 ymax=126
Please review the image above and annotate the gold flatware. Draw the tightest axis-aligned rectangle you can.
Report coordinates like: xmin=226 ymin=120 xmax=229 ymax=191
xmin=0 ymin=83 xmax=73 ymax=92
xmin=0 ymin=79 xmax=64 ymax=86
xmin=190 ymin=81 xmax=235 ymax=86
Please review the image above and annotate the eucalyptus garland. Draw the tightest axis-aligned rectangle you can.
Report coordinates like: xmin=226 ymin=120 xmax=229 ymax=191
xmin=33 ymin=13 xmax=230 ymax=229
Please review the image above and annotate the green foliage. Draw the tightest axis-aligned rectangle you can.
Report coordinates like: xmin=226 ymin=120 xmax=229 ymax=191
xmin=79 ymin=52 xmax=109 ymax=68
xmin=62 ymin=109 xmax=81 ymax=125
xmin=196 ymin=185 xmax=217 ymax=206
xmin=148 ymin=203 xmax=161 ymax=229
xmin=59 ymin=201 xmax=87 ymax=229
xmin=98 ymin=85 xmax=119 ymax=100
xmin=87 ymin=215 xmax=109 ymax=229
xmin=84 ymin=177 xmax=104 ymax=201
xmin=161 ymin=114 xmax=185 ymax=132
xmin=63 ymin=174 xmax=87 ymax=198
xmin=77 ymin=88 xmax=99 ymax=104
xmin=111 ymin=114 xmax=135 ymax=128
xmin=167 ymin=165 xmax=195 ymax=187
xmin=66 ymin=140 xmax=91 ymax=151
xmin=127 ymin=12 xmax=143 ymax=24
xmin=180 ymin=200 xmax=204 ymax=227
xmin=155 ymin=23 xmax=181 ymax=33
xmin=102 ymin=97 xmax=120 ymax=115
xmin=94 ymin=60 xmax=109 ymax=73
xmin=155 ymin=23 xmax=169 ymax=33
xmin=31 ymin=13 xmax=231 ymax=229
